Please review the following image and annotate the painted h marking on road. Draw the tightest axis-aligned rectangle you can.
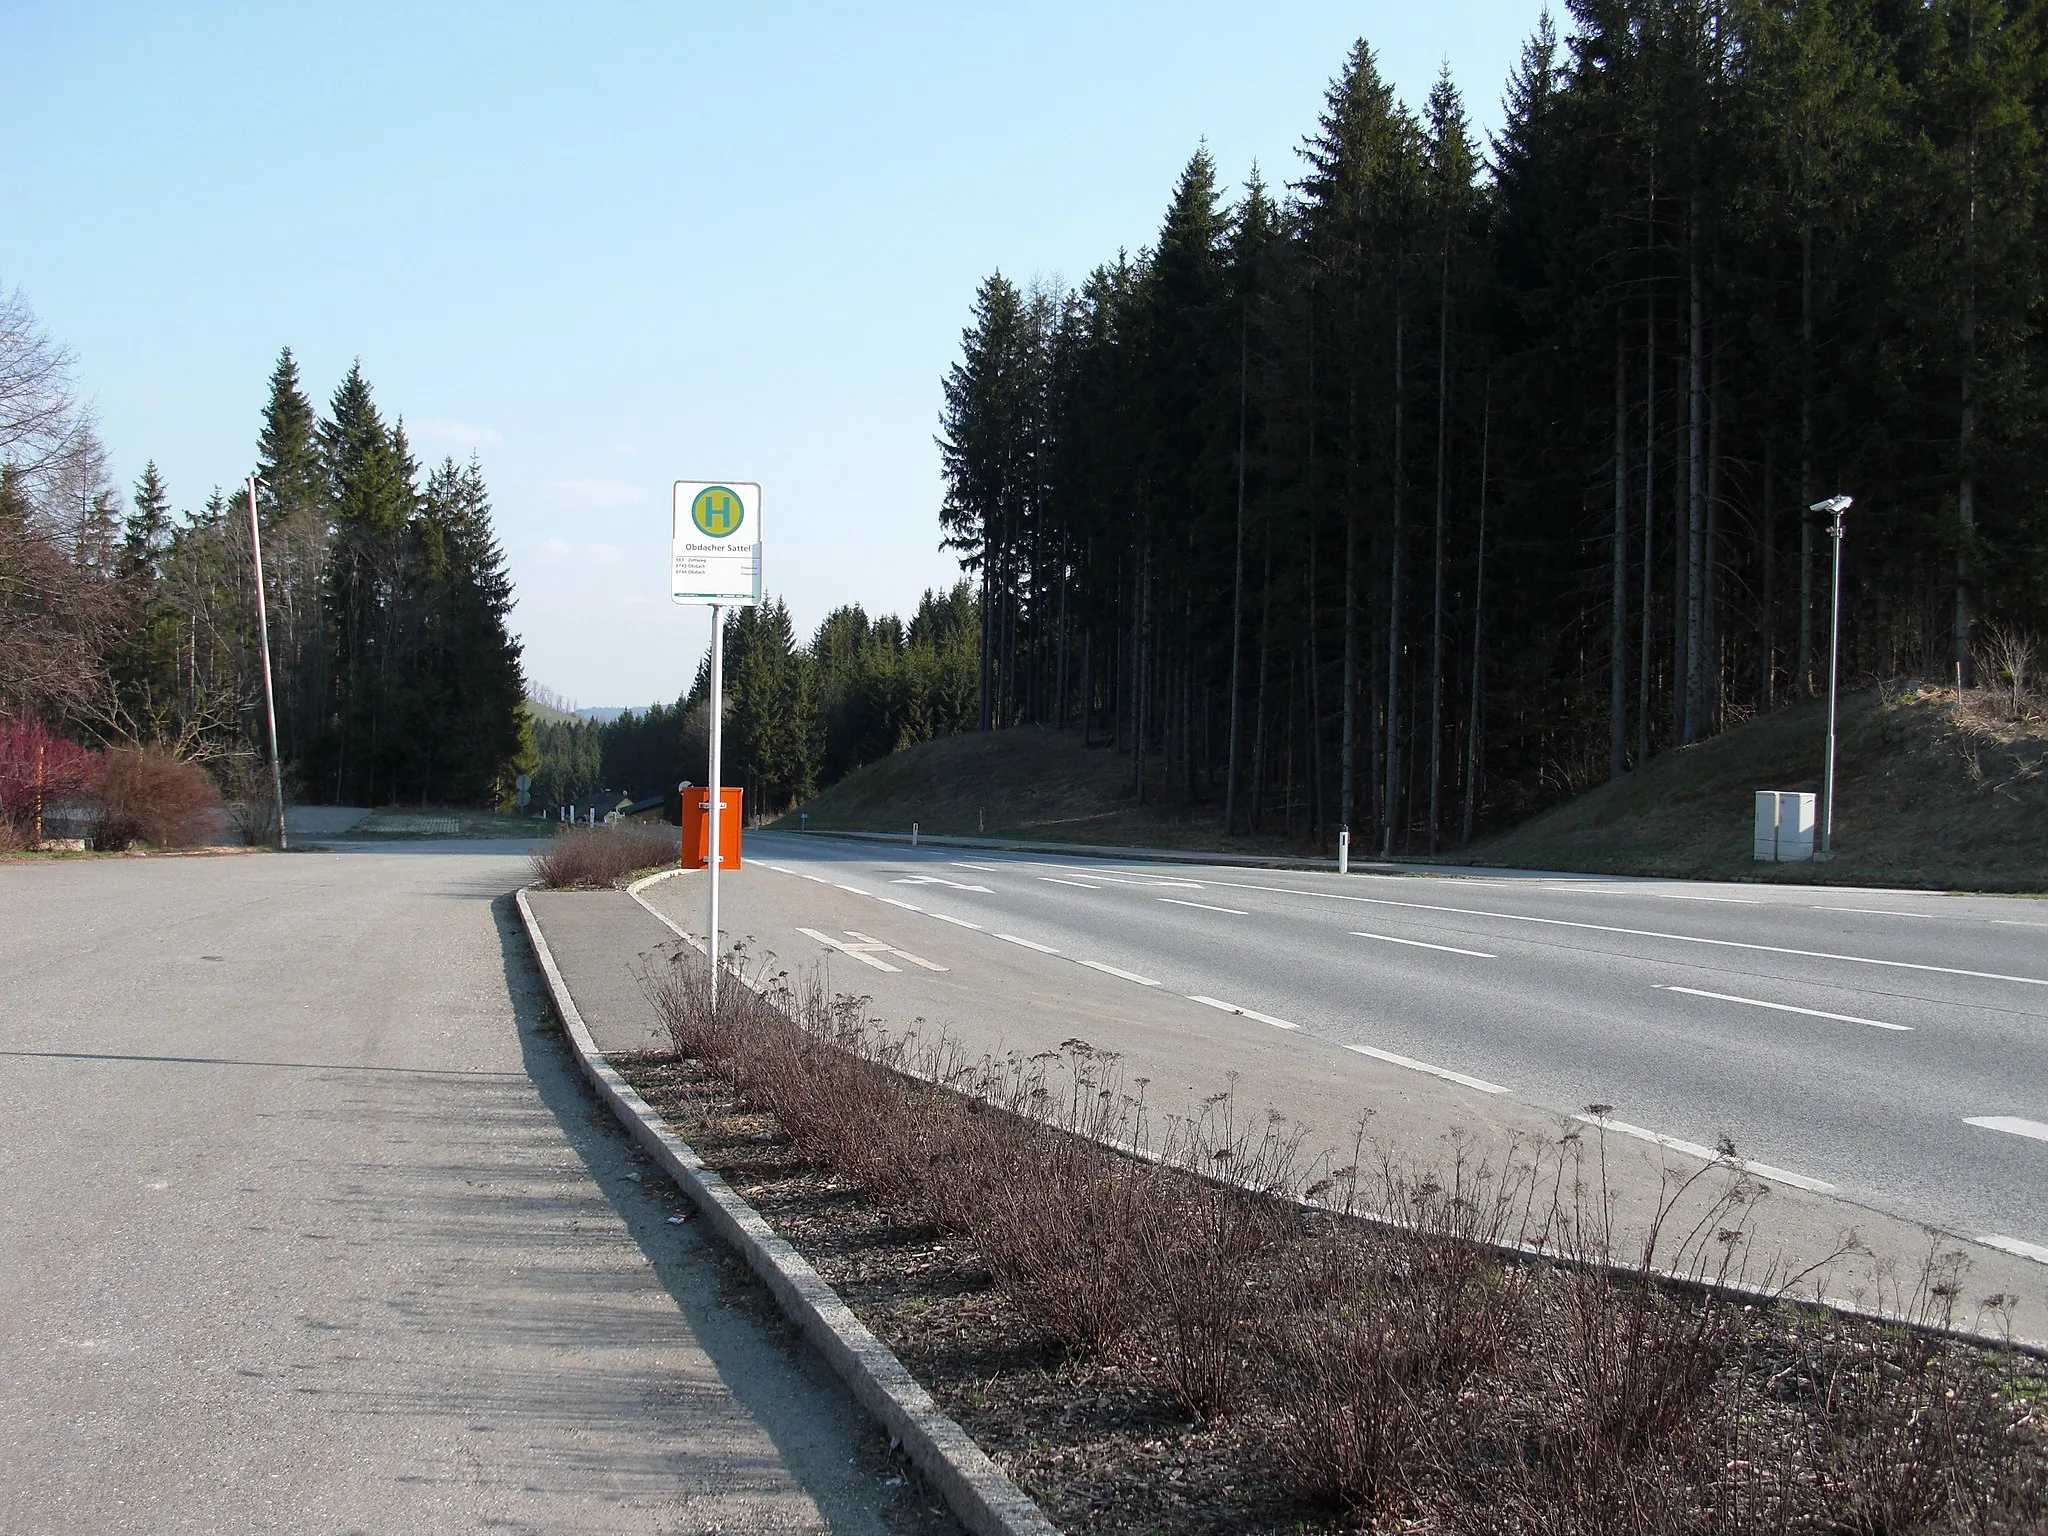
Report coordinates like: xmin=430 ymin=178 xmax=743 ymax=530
xmin=1656 ymin=984 xmax=1911 ymax=1031
xmin=1965 ymin=1116 xmax=2048 ymax=1144
xmin=1351 ymin=931 xmax=1496 ymax=959
xmin=795 ymin=927 xmax=948 ymax=973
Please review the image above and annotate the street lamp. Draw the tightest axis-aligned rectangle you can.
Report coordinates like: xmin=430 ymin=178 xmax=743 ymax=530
xmin=1810 ymin=494 xmax=1853 ymax=858
xmin=245 ymin=476 xmax=288 ymax=851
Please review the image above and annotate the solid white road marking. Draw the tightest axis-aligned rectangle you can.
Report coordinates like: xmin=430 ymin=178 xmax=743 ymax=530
xmin=1980 ymin=1234 xmax=2048 ymax=1265
xmin=877 ymin=896 xmax=923 ymax=912
xmin=1351 ymin=931 xmax=1497 ymax=959
xmin=1204 ymin=881 xmax=2048 ymax=989
xmin=1188 ymin=995 xmax=1299 ymax=1030
xmin=1343 ymin=1043 xmax=1511 ymax=1095
xmin=1080 ymin=874 xmax=1206 ymax=889
xmin=1816 ymin=906 xmax=1939 ymax=920
xmin=1573 ymin=1114 xmax=1834 ymax=1192
xmin=1038 ymin=877 xmax=1104 ymax=890
xmin=1965 ymin=1116 xmax=2048 ymax=1144
xmin=761 ymin=863 xmax=798 ymax=875
xmin=835 ymin=884 xmax=871 ymax=895
xmin=929 ymin=912 xmax=982 ymax=930
xmin=995 ymin=933 xmax=1059 ymax=954
xmin=1656 ymin=984 xmax=1911 ymax=1031
xmin=1159 ymin=897 xmax=1249 ymax=915
xmin=797 ymin=928 xmax=900 ymax=973
xmin=801 ymin=874 xmax=831 ymax=884
xmin=1551 ymin=886 xmax=1758 ymax=905
xmin=1078 ymin=959 xmax=1159 ymax=986
xmin=842 ymin=931 xmax=948 ymax=971
xmin=892 ymin=875 xmax=993 ymax=892
xmin=950 ymin=861 xmax=1000 ymax=871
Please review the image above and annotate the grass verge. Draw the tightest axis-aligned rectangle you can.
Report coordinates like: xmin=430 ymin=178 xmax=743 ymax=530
xmin=624 ymin=950 xmax=2047 ymax=1534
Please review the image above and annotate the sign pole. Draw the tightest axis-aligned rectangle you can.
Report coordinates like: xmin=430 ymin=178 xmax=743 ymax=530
xmin=707 ymin=604 xmax=724 ymax=1008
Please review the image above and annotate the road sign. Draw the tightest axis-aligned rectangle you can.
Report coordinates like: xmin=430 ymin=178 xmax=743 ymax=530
xmin=515 ymin=773 xmax=532 ymax=790
xmin=671 ymin=481 xmax=762 ymax=606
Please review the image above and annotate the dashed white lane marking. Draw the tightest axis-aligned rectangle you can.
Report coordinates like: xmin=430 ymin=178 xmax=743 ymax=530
xmin=1656 ymin=984 xmax=1911 ymax=1032
xmin=1980 ymin=1234 xmax=2048 ymax=1265
xmin=1344 ymin=1043 xmax=1511 ymax=1095
xmin=1573 ymin=1114 xmax=1834 ymax=1192
xmin=1965 ymin=1115 xmax=2048 ymax=1143
xmin=1188 ymin=995 xmax=1299 ymax=1030
xmin=995 ymin=933 xmax=1059 ymax=954
xmin=878 ymin=897 xmax=923 ymax=913
xmin=1351 ymin=931 xmax=1497 ymax=959
xmin=1205 ymin=881 xmax=2048 ymax=989
xmin=929 ymin=912 xmax=982 ymax=930
xmin=761 ymin=863 xmax=799 ymax=875
xmin=950 ymin=861 xmax=1000 ymax=871
xmin=1079 ymin=960 xmax=1159 ymax=987
xmin=1160 ymin=897 xmax=1249 ymax=915
xmin=1817 ymin=906 xmax=1940 ymax=920
xmin=834 ymin=884 xmax=871 ymax=895
xmin=801 ymin=874 xmax=832 ymax=884
xmin=1038 ymin=876 xmax=1104 ymax=890
xmin=893 ymin=874 xmax=993 ymax=892
xmin=1994 ymin=919 xmax=2048 ymax=929
xmin=1076 ymin=874 xmax=1206 ymax=889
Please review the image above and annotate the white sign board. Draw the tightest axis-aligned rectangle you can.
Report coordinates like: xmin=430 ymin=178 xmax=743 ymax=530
xmin=671 ymin=481 xmax=762 ymax=606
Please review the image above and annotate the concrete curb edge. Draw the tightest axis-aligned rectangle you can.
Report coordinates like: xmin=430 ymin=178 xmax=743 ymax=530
xmin=514 ymin=882 xmax=1060 ymax=1536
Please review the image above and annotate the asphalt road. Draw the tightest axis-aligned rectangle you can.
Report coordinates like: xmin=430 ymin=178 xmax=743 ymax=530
xmin=692 ymin=833 xmax=2048 ymax=1276
xmin=0 ymin=842 xmax=946 ymax=1535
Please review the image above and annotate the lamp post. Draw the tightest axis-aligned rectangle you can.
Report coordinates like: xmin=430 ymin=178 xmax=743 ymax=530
xmin=1810 ymin=494 xmax=1853 ymax=858
xmin=245 ymin=477 xmax=288 ymax=850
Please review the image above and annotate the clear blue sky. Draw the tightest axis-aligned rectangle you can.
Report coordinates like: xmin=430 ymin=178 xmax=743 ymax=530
xmin=4 ymin=2 xmax=1546 ymax=708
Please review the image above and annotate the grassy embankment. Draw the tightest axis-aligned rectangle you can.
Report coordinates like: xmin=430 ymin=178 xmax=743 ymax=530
xmin=780 ymin=684 xmax=2046 ymax=890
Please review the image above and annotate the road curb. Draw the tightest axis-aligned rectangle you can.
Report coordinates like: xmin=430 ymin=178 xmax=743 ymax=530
xmin=514 ymin=881 xmax=1060 ymax=1536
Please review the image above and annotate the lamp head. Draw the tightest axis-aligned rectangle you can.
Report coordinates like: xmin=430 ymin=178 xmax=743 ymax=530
xmin=1810 ymin=494 xmax=1853 ymax=515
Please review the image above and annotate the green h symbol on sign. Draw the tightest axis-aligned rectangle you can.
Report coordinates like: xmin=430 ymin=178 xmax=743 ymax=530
xmin=692 ymin=486 xmax=743 ymax=538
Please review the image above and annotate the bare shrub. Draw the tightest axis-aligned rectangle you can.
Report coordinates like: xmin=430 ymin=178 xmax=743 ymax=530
xmin=214 ymin=755 xmax=281 ymax=846
xmin=529 ymin=821 xmax=678 ymax=887
xmin=92 ymin=745 xmax=220 ymax=849
xmin=639 ymin=959 xmax=2048 ymax=1531
xmin=0 ymin=716 xmax=95 ymax=844
xmin=1977 ymin=625 xmax=2038 ymax=720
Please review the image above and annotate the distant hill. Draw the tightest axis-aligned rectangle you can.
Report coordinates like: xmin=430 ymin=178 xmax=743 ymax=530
xmin=782 ymin=685 xmax=2046 ymax=891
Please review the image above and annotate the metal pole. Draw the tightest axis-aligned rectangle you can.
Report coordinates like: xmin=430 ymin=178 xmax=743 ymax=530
xmin=706 ymin=604 xmax=724 ymax=1007
xmin=246 ymin=477 xmax=288 ymax=850
xmin=1822 ymin=506 xmax=1845 ymax=857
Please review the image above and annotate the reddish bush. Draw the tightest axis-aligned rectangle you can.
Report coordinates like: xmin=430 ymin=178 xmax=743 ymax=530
xmin=530 ymin=821 xmax=680 ymax=888
xmin=0 ymin=718 xmax=98 ymax=846
xmin=93 ymin=746 xmax=221 ymax=850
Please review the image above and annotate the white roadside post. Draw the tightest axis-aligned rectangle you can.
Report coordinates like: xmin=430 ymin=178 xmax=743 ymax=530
xmin=672 ymin=481 xmax=764 ymax=1008
xmin=244 ymin=476 xmax=288 ymax=851
xmin=1810 ymin=494 xmax=1853 ymax=859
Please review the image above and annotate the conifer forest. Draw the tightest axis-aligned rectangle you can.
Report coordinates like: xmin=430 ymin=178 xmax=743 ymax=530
xmin=0 ymin=307 xmax=527 ymax=811
xmin=937 ymin=1 xmax=2048 ymax=850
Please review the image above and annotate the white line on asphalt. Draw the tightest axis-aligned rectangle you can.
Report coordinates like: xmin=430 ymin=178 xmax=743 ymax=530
xmin=1343 ymin=1043 xmax=1511 ymax=1095
xmin=1815 ymin=906 xmax=1939 ymax=919
xmin=835 ymin=884 xmax=871 ymax=895
xmin=1994 ymin=919 xmax=2048 ymax=929
xmin=1655 ymin=984 xmax=1911 ymax=1031
xmin=995 ymin=933 xmax=1059 ymax=954
xmin=1159 ymin=897 xmax=1249 ymax=915
xmin=1573 ymin=1115 xmax=1834 ymax=1192
xmin=878 ymin=897 xmax=924 ymax=912
xmin=1352 ymin=931 xmax=1497 ymax=959
xmin=1202 ymin=881 xmax=2048 ymax=989
xmin=802 ymin=874 xmax=832 ymax=884
xmin=1980 ymin=1234 xmax=2048 ymax=1265
xmin=1038 ymin=877 xmax=1104 ymax=890
xmin=1964 ymin=1115 xmax=2048 ymax=1143
xmin=1188 ymin=995 xmax=1300 ymax=1030
xmin=844 ymin=931 xmax=949 ymax=972
xmin=797 ymin=927 xmax=901 ymax=973
xmin=1551 ymin=886 xmax=1758 ymax=904
xmin=1055 ymin=872 xmax=1206 ymax=889
xmin=929 ymin=913 xmax=982 ymax=930
xmin=1078 ymin=960 xmax=1159 ymax=987
xmin=951 ymin=862 xmax=1000 ymax=871
xmin=761 ymin=863 xmax=798 ymax=875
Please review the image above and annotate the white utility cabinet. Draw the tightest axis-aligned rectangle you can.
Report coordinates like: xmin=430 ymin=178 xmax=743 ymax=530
xmin=1753 ymin=790 xmax=1816 ymax=862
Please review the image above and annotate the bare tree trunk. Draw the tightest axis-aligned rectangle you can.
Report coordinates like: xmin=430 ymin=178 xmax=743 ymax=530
xmin=1429 ymin=243 xmax=1451 ymax=850
xmin=1340 ymin=376 xmax=1359 ymax=839
xmin=1611 ymin=310 xmax=1629 ymax=779
xmin=1684 ymin=197 xmax=1705 ymax=744
xmin=1225 ymin=319 xmax=1248 ymax=832
xmin=1761 ymin=446 xmax=1776 ymax=709
xmin=1798 ymin=219 xmax=1815 ymax=696
xmin=1463 ymin=389 xmax=1489 ymax=845
xmin=1704 ymin=345 xmax=1723 ymax=732
xmin=1382 ymin=302 xmax=1404 ymax=858
xmin=1639 ymin=223 xmax=1656 ymax=767
xmin=1958 ymin=13 xmax=1980 ymax=684
xmin=1251 ymin=532 xmax=1272 ymax=830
